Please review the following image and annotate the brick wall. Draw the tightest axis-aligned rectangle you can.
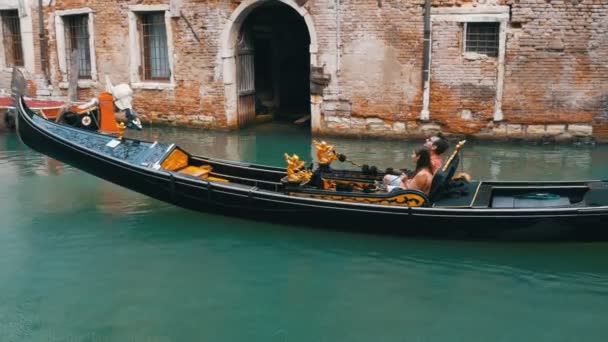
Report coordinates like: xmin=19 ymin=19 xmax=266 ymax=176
xmin=502 ymin=0 xmax=608 ymax=125
xmin=24 ymin=0 xmax=608 ymax=142
xmin=335 ymin=0 xmax=424 ymax=121
xmin=42 ymin=0 xmax=229 ymax=126
xmin=429 ymin=20 xmax=498 ymax=135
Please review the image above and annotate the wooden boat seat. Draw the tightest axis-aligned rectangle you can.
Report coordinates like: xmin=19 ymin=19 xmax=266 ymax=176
xmin=160 ymin=147 xmax=228 ymax=182
xmin=161 ymin=148 xmax=189 ymax=171
xmin=179 ymin=165 xmax=211 ymax=178
xmin=208 ymin=176 xmax=230 ymax=182
xmin=177 ymin=165 xmax=230 ymax=182
xmin=68 ymin=105 xmax=96 ymax=114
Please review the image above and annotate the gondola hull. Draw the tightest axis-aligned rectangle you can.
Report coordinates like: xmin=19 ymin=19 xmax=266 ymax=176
xmin=15 ymin=97 xmax=608 ymax=240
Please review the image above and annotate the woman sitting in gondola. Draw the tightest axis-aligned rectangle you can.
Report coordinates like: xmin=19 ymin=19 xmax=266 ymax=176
xmin=382 ymin=147 xmax=434 ymax=195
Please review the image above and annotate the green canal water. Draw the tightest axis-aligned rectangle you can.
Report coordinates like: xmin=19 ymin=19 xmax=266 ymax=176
xmin=2 ymin=124 xmax=608 ymax=341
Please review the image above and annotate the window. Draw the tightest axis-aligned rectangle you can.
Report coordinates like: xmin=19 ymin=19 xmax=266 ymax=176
xmin=138 ymin=12 xmax=170 ymax=81
xmin=1 ymin=10 xmax=23 ymax=67
xmin=465 ymin=22 xmax=499 ymax=57
xmin=64 ymin=14 xmax=91 ymax=79
xmin=55 ymin=8 xmax=97 ymax=87
xmin=128 ymin=5 xmax=174 ymax=89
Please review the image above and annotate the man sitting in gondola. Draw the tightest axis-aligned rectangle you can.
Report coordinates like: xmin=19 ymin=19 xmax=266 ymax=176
xmin=425 ymin=133 xmax=449 ymax=174
xmin=382 ymin=147 xmax=434 ymax=195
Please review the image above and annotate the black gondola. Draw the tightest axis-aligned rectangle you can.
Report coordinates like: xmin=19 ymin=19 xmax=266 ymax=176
xmin=15 ymin=96 xmax=608 ymax=240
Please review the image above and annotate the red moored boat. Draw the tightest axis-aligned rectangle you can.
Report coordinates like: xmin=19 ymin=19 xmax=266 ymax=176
xmin=2 ymin=96 xmax=65 ymax=130
xmin=1 ymin=83 xmax=141 ymax=133
xmin=0 ymin=96 xmax=65 ymax=120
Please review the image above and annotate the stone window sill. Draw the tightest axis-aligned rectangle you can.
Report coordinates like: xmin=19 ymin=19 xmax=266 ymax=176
xmin=463 ymin=52 xmax=496 ymax=61
xmin=59 ymin=80 xmax=98 ymax=89
xmin=131 ymin=82 xmax=175 ymax=90
xmin=1 ymin=66 xmax=24 ymax=72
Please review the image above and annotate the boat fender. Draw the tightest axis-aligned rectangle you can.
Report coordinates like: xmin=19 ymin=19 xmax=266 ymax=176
xmin=81 ymin=114 xmax=92 ymax=127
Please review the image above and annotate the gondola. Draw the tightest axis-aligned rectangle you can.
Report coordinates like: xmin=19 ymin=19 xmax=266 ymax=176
xmin=15 ymin=96 xmax=608 ymax=240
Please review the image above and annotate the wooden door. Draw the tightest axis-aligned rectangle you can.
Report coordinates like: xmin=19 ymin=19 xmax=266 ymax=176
xmin=236 ymin=27 xmax=255 ymax=127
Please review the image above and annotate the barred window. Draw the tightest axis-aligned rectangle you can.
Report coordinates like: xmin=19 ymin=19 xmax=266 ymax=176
xmin=64 ymin=14 xmax=91 ymax=78
xmin=138 ymin=12 xmax=170 ymax=81
xmin=465 ymin=22 xmax=499 ymax=57
xmin=1 ymin=10 xmax=24 ymax=67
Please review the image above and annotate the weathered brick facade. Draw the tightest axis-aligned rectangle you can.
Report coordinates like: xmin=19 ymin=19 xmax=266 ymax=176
xmin=2 ymin=0 xmax=607 ymax=141
xmin=429 ymin=19 xmax=498 ymax=135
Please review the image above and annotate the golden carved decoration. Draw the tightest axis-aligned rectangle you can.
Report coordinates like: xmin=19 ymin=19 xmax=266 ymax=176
xmin=117 ymin=122 xmax=126 ymax=140
xmin=442 ymin=140 xmax=466 ymax=173
xmin=284 ymin=153 xmax=312 ymax=183
xmin=313 ymin=140 xmax=339 ymax=165
xmin=321 ymin=179 xmax=374 ymax=191
xmin=287 ymin=191 xmax=427 ymax=207
xmin=441 ymin=140 xmax=472 ymax=182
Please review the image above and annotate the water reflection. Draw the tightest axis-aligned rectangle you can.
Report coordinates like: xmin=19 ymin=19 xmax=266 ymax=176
xmin=4 ymin=126 xmax=607 ymax=183
xmin=38 ymin=156 xmax=64 ymax=176
xmin=127 ymin=124 xmax=607 ymax=181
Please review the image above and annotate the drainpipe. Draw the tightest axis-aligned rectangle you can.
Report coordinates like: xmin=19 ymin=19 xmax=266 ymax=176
xmin=419 ymin=0 xmax=431 ymax=121
xmin=335 ymin=0 xmax=340 ymax=95
xmin=38 ymin=0 xmax=49 ymax=83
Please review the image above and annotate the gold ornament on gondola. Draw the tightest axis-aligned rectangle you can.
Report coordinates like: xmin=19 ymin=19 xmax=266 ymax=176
xmin=313 ymin=140 xmax=339 ymax=165
xmin=117 ymin=122 xmax=126 ymax=140
xmin=442 ymin=140 xmax=466 ymax=173
xmin=284 ymin=153 xmax=312 ymax=183
xmin=442 ymin=140 xmax=472 ymax=182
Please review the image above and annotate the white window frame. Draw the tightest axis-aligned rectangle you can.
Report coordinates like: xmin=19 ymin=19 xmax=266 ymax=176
xmin=55 ymin=8 xmax=97 ymax=88
xmin=128 ymin=5 xmax=175 ymax=90
xmin=431 ymin=6 xmax=509 ymax=121
xmin=0 ymin=8 xmax=23 ymax=67
xmin=0 ymin=2 xmax=35 ymax=74
xmin=431 ymin=7 xmax=508 ymax=60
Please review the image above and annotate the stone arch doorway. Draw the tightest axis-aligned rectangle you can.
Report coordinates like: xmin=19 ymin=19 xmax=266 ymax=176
xmin=221 ymin=0 xmax=319 ymax=129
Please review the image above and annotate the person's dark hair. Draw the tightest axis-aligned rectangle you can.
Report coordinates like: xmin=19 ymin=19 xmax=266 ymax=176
xmin=433 ymin=134 xmax=449 ymax=154
xmin=414 ymin=147 xmax=432 ymax=175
